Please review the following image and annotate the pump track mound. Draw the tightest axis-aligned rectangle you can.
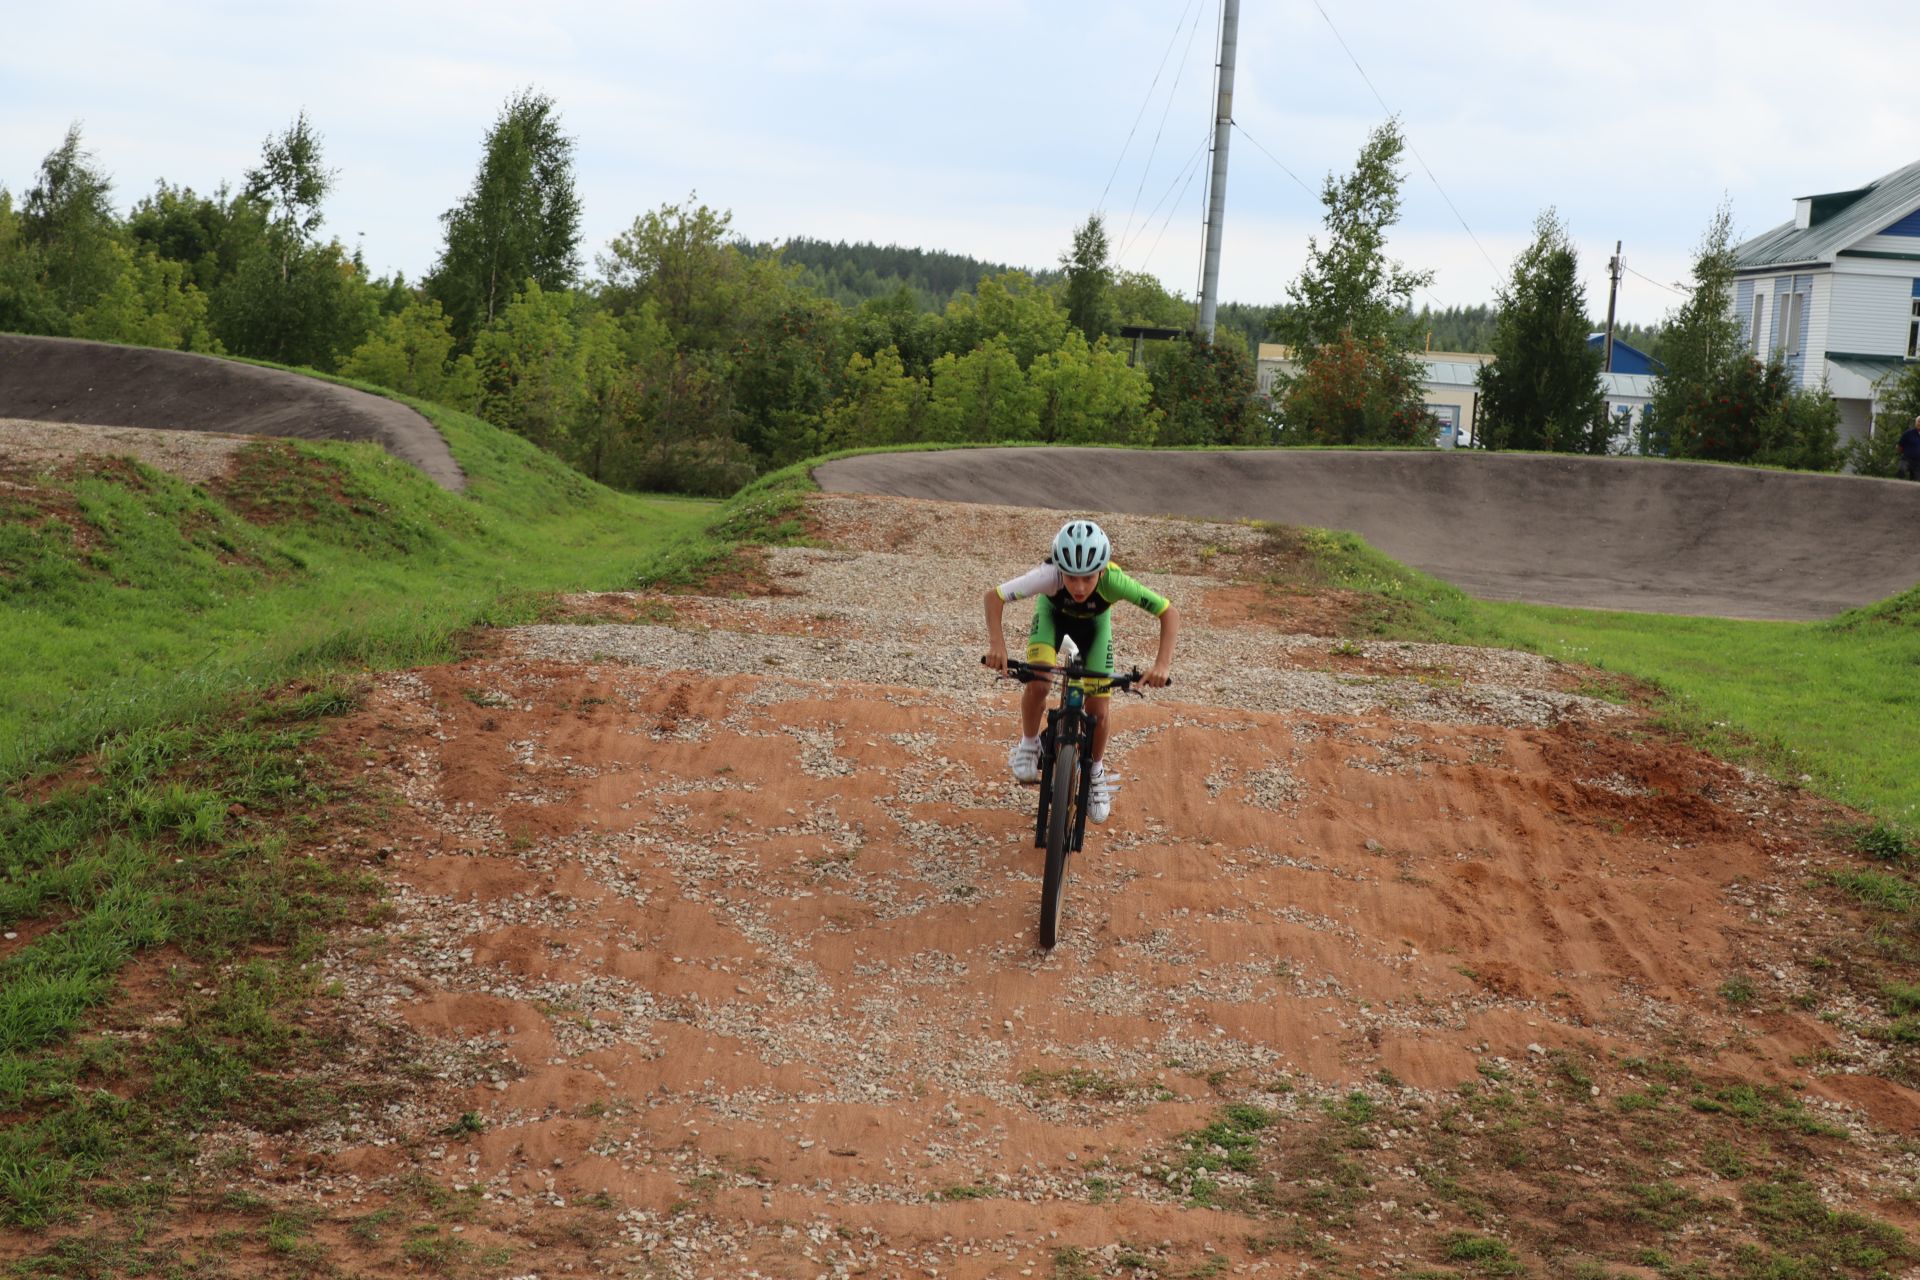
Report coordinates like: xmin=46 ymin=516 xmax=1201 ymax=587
xmin=0 ymin=334 xmax=464 ymax=491
xmin=816 ymin=447 xmax=1920 ymax=621
xmin=24 ymin=493 xmax=1918 ymax=1278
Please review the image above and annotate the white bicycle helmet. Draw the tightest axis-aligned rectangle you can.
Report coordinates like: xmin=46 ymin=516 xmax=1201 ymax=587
xmin=1051 ymin=519 xmax=1111 ymax=575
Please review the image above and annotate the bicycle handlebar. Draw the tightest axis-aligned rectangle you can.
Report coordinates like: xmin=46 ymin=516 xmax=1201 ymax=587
xmin=980 ymin=655 xmax=1171 ymax=691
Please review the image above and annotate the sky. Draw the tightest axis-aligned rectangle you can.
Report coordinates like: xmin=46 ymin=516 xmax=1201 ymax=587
xmin=3 ymin=0 xmax=1914 ymax=328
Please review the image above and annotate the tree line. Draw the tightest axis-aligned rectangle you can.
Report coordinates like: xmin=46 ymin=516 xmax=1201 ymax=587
xmin=5 ymin=95 xmax=1909 ymax=492
xmin=0 ymin=97 xmax=1274 ymax=496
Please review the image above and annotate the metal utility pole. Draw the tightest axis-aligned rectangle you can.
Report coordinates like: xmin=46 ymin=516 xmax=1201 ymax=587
xmin=1602 ymin=241 xmax=1622 ymax=371
xmin=1197 ymin=0 xmax=1240 ymax=344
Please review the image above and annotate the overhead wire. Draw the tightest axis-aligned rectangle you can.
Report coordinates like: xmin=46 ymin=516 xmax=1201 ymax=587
xmin=1117 ymin=0 xmax=1210 ymax=255
xmin=1121 ymin=130 xmax=1214 ymax=271
xmin=1625 ymin=263 xmax=1688 ymax=295
xmin=1097 ymin=0 xmax=1202 ymax=217
xmin=1307 ymin=0 xmax=1502 ymax=279
xmin=1143 ymin=133 xmax=1215 ymax=274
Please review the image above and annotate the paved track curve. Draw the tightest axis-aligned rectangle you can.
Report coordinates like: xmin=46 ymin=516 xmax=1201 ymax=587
xmin=0 ymin=335 xmax=464 ymax=491
xmin=816 ymin=447 xmax=1920 ymax=620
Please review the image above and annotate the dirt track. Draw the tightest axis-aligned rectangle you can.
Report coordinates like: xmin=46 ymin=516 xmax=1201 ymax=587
xmin=816 ymin=447 xmax=1920 ymax=621
xmin=113 ymin=494 xmax=1916 ymax=1278
xmin=0 ymin=335 xmax=464 ymax=491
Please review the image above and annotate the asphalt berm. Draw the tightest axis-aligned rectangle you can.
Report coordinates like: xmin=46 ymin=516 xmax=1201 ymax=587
xmin=817 ymin=446 xmax=1920 ymax=620
xmin=0 ymin=334 xmax=464 ymax=491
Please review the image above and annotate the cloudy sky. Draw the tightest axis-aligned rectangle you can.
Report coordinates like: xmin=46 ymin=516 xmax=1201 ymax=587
xmin=3 ymin=0 xmax=1912 ymax=326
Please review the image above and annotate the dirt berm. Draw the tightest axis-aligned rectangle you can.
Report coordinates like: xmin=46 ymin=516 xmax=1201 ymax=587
xmin=0 ymin=334 xmax=464 ymax=490
xmin=817 ymin=446 xmax=1920 ymax=621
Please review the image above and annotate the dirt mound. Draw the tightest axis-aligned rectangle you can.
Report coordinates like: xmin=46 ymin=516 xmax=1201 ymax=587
xmin=41 ymin=494 xmax=1916 ymax=1277
xmin=816 ymin=447 xmax=1920 ymax=621
xmin=0 ymin=335 xmax=464 ymax=491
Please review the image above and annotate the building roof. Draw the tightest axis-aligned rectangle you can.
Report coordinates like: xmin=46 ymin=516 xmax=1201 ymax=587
xmin=1733 ymin=158 xmax=1920 ymax=271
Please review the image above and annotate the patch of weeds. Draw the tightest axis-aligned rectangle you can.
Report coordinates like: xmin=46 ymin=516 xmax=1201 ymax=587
xmin=1737 ymin=1171 xmax=1915 ymax=1274
xmin=1158 ymin=1104 xmax=1274 ymax=1207
xmin=1020 ymin=1066 xmax=1167 ymax=1103
xmin=1828 ymin=868 xmax=1918 ymax=915
xmin=1440 ymin=1232 xmax=1521 ymax=1276
xmin=1052 ymin=1244 xmax=1097 ymax=1280
xmin=1689 ymin=1083 xmax=1848 ymax=1138
xmin=402 ymin=1224 xmax=473 ymax=1272
xmin=439 ymin=1110 xmax=487 ymax=1137
xmin=930 ymin=1183 xmax=997 ymax=1202
xmin=1832 ymin=822 xmax=1917 ymax=864
xmin=1718 ymin=974 xmax=1759 ymax=1008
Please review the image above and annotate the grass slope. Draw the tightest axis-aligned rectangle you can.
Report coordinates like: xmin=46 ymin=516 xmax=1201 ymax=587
xmin=0 ymin=396 xmax=715 ymax=780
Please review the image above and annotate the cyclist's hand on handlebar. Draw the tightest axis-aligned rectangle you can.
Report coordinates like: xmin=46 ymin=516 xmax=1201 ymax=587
xmin=984 ymin=646 xmax=1009 ymax=674
xmin=1144 ymin=664 xmax=1173 ymax=689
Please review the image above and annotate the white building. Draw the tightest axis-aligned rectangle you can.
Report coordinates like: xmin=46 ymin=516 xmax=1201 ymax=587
xmin=1731 ymin=158 xmax=1920 ymax=444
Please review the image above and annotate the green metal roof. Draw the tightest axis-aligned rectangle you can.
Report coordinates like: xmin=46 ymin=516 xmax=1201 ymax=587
xmin=1734 ymin=158 xmax=1920 ymax=271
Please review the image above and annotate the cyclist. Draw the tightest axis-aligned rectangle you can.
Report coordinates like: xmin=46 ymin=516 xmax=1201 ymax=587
xmin=983 ymin=518 xmax=1179 ymax=823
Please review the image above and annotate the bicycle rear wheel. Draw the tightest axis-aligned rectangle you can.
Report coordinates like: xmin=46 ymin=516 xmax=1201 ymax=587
xmin=1039 ymin=742 xmax=1078 ymax=949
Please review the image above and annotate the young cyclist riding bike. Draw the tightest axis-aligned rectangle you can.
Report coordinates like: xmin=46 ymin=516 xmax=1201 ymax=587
xmin=983 ymin=519 xmax=1179 ymax=823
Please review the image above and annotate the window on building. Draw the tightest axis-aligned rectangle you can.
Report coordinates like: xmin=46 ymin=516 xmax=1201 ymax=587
xmin=1751 ymin=293 xmax=1766 ymax=353
xmin=1909 ymin=298 xmax=1919 ymax=359
xmin=1775 ymin=292 xmax=1804 ymax=357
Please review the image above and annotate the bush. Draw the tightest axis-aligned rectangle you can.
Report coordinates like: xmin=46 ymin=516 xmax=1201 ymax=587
xmin=1275 ymin=329 xmax=1433 ymax=446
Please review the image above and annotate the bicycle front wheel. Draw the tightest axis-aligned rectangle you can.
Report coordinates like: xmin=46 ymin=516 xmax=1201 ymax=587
xmin=1039 ymin=741 xmax=1078 ymax=949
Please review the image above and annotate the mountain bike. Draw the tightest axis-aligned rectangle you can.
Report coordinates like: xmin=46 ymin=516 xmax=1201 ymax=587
xmin=983 ymin=654 xmax=1163 ymax=949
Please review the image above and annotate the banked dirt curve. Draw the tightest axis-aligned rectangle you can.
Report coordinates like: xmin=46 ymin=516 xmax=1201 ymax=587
xmin=101 ymin=493 xmax=1918 ymax=1278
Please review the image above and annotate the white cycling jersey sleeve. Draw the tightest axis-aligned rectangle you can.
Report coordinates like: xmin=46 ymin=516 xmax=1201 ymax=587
xmin=996 ymin=564 xmax=1062 ymax=603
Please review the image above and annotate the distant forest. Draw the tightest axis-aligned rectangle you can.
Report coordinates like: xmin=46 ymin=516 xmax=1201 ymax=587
xmin=757 ymin=241 xmax=1665 ymax=358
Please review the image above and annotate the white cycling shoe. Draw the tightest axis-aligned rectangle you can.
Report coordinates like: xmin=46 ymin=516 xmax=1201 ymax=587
xmin=1009 ymin=738 xmax=1041 ymax=784
xmin=1088 ymin=762 xmax=1118 ymax=824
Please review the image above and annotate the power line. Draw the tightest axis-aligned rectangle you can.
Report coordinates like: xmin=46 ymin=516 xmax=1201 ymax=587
xmin=1142 ymin=135 xmax=1213 ymax=274
xmin=1307 ymin=0 xmax=1501 ymax=278
xmin=1118 ymin=0 xmax=1210 ymax=254
xmin=1097 ymin=0 xmax=1202 ymax=216
xmin=1230 ymin=120 xmax=1314 ymax=198
xmin=1120 ymin=130 xmax=1212 ymax=269
xmin=1624 ymin=263 xmax=1689 ymax=295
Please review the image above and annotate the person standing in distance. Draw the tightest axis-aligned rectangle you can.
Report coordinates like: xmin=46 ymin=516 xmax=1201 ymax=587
xmin=1898 ymin=414 xmax=1920 ymax=481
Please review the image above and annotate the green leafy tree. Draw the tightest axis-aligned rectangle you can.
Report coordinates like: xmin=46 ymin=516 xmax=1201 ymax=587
xmin=18 ymin=123 xmax=121 ymax=324
xmin=127 ymin=181 xmax=267 ymax=293
xmin=598 ymin=195 xmax=742 ymax=349
xmin=1649 ymin=201 xmax=1747 ymax=458
xmin=1755 ymin=379 xmax=1841 ymax=471
xmin=1110 ymin=268 xmax=1191 ymax=330
xmin=1060 ymin=213 xmax=1114 ymax=344
xmin=340 ymin=298 xmax=479 ymax=408
xmin=211 ymin=239 xmax=375 ymax=369
xmin=821 ymin=345 xmax=929 ymax=449
xmin=470 ymin=280 xmax=585 ymax=451
xmin=847 ymin=286 xmax=944 ymax=377
xmin=1277 ymin=329 xmax=1433 ymax=446
xmin=0 ymin=189 xmax=66 ymax=335
xmin=243 ymin=110 xmax=334 ymax=283
xmin=430 ymin=90 xmax=583 ymax=340
xmin=1475 ymin=209 xmax=1606 ymax=452
xmin=1028 ymin=331 xmax=1157 ymax=444
xmin=1149 ymin=334 xmax=1260 ymax=446
xmin=937 ymin=271 xmax=1071 ymax=370
xmin=71 ymin=241 xmax=219 ymax=352
xmin=1270 ymin=118 xmax=1433 ymax=362
xmin=729 ymin=286 xmax=844 ymax=467
xmin=926 ymin=337 xmax=1040 ymax=441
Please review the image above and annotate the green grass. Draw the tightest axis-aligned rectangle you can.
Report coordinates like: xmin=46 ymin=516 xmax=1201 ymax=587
xmin=1 ymin=391 xmax=716 ymax=781
xmin=1284 ymin=524 xmax=1920 ymax=836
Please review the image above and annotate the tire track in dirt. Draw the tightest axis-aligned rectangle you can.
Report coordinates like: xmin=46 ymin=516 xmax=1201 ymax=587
xmin=168 ymin=493 xmax=1919 ymax=1278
